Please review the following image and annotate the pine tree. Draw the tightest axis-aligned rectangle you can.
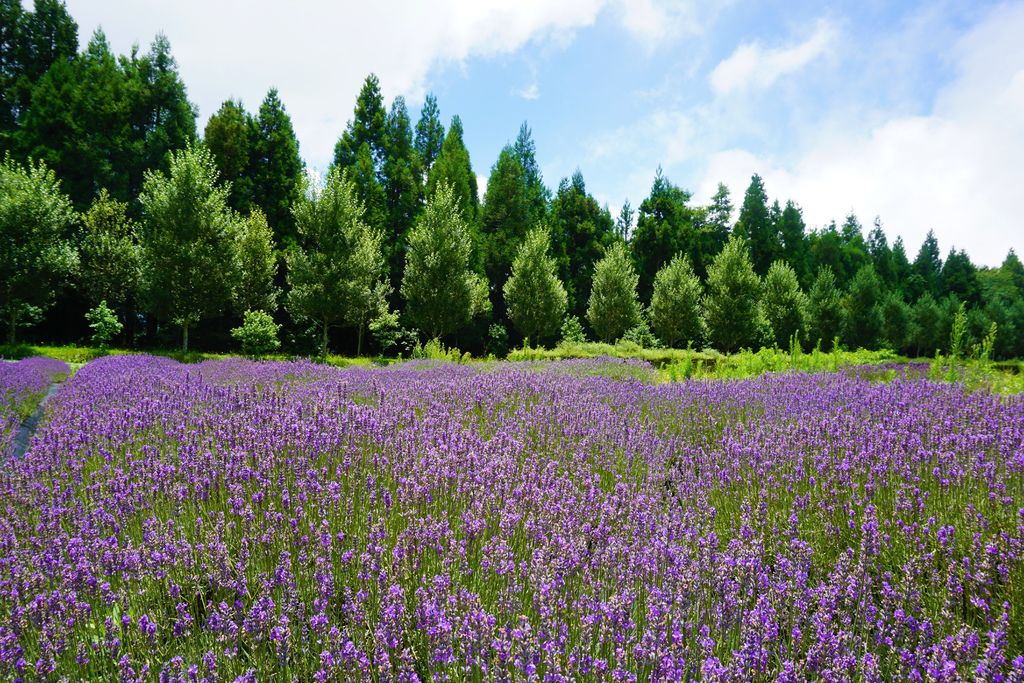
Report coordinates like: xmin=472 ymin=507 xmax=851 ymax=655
xmin=381 ymin=96 xmax=422 ymax=288
xmin=734 ymin=174 xmax=778 ymax=274
xmin=480 ymin=146 xmax=531 ymax=317
xmin=615 ymin=200 xmax=634 ymax=241
xmin=0 ymin=0 xmax=27 ymax=153
xmin=649 ymin=253 xmax=704 ymax=349
xmin=250 ymin=88 xmax=304 ymax=248
xmin=503 ymin=226 xmax=567 ymax=345
xmin=867 ymin=218 xmax=893 ymax=287
xmin=0 ymin=156 xmax=76 ymax=342
xmin=512 ymin=121 xmax=548 ymax=226
xmin=778 ymin=201 xmax=809 ymax=286
xmin=762 ymin=260 xmax=808 ymax=348
xmin=807 ymin=265 xmax=844 ymax=351
xmin=333 ymin=73 xmax=387 ymax=170
xmin=414 ymin=93 xmax=444 ymax=175
xmin=632 ymin=168 xmax=701 ymax=299
xmin=548 ymin=171 xmax=615 ymax=318
xmin=844 ymin=264 xmax=884 ymax=349
xmin=287 ymin=168 xmax=386 ymax=355
xmin=940 ymin=248 xmax=980 ymax=305
xmin=9 ymin=0 xmax=77 ymax=133
xmin=587 ymin=242 xmax=641 ymax=343
xmin=426 ymin=115 xmax=478 ymax=223
xmin=138 ymin=144 xmax=238 ymax=351
xmin=910 ymin=229 xmax=943 ymax=299
xmin=402 ymin=183 xmax=489 ymax=340
xmin=910 ymin=293 xmax=942 ymax=356
xmin=349 ymin=143 xmax=387 ymax=239
xmin=879 ymin=292 xmax=910 ymax=353
xmin=204 ymin=99 xmax=254 ymax=213
xmin=706 ymin=182 xmax=733 ymax=238
xmin=704 ymin=236 xmax=765 ymax=352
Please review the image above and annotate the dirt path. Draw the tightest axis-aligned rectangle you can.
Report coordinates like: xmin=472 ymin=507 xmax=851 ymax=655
xmin=9 ymin=380 xmax=62 ymax=460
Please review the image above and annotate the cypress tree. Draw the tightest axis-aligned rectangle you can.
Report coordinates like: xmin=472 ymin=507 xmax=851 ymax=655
xmin=250 ymin=88 xmax=304 ymax=248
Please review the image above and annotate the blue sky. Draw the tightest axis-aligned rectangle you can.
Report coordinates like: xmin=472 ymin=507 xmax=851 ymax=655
xmin=62 ymin=0 xmax=1024 ymax=265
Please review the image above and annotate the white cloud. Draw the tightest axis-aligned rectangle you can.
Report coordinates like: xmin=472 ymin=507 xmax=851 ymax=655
xmin=697 ymin=4 xmax=1024 ymax=266
xmin=709 ymin=18 xmax=836 ymax=94
xmin=515 ymin=83 xmax=540 ymax=100
xmin=64 ymin=0 xmax=707 ymax=173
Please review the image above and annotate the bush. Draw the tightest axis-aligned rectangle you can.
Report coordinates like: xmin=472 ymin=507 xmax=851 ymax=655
xmin=560 ymin=315 xmax=587 ymax=344
xmin=369 ymin=311 xmax=418 ymax=356
xmin=619 ymin=320 xmax=661 ymax=349
xmin=230 ymin=310 xmax=281 ymax=356
xmin=84 ymin=300 xmax=123 ymax=348
xmin=487 ymin=323 xmax=510 ymax=358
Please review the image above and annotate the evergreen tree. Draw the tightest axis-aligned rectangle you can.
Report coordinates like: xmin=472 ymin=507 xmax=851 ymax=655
xmin=706 ymin=182 xmax=733 ymax=238
xmin=734 ymin=174 xmax=778 ymax=274
xmin=250 ymin=88 xmax=303 ymax=247
xmin=414 ymin=93 xmax=444 ymax=175
xmin=866 ymin=218 xmax=894 ymax=287
xmin=402 ymin=183 xmax=489 ymax=340
xmin=910 ymin=293 xmax=942 ymax=356
xmin=940 ymin=248 xmax=980 ymax=305
xmin=615 ymin=200 xmax=634 ymax=242
xmin=19 ymin=0 xmax=77 ymax=85
xmin=124 ymin=34 xmax=198 ymax=199
xmin=204 ymin=99 xmax=254 ymax=213
xmin=890 ymin=235 xmax=913 ymax=296
xmin=381 ymin=96 xmax=422 ymax=288
xmin=807 ymin=265 xmax=844 ymax=350
xmin=349 ymin=142 xmax=388 ymax=236
xmin=79 ymin=190 xmax=140 ymax=309
xmin=503 ymin=226 xmax=567 ymax=345
xmin=426 ymin=115 xmax=478 ymax=222
xmin=879 ymin=292 xmax=910 ymax=353
xmin=762 ymin=260 xmax=808 ymax=347
xmin=844 ymin=264 xmax=884 ymax=349
xmin=632 ymin=168 xmax=701 ymax=299
xmin=548 ymin=171 xmax=615 ymax=318
xmin=910 ymin=229 xmax=943 ymax=299
xmin=512 ymin=122 xmax=548 ymax=226
xmin=287 ymin=168 xmax=386 ymax=355
xmin=704 ymin=235 xmax=764 ymax=352
xmin=138 ymin=144 xmax=237 ymax=351
xmin=233 ymin=208 xmax=278 ymax=314
xmin=333 ymin=73 xmax=387 ymax=169
xmin=587 ymin=242 xmax=641 ymax=343
xmin=839 ymin=212 xmax=870 ymax=281
xmin=649 ymin=253 xmax=704 ymax=349
xmin=480 ymin=146 xmax=531 ymax=317
xmin=0 ymin=0 xmax=27 ymax=153
xmin=778 ymin=201 xmax=810 ymax=285
xmin=0 ymin=156 xmax=76 ymax=342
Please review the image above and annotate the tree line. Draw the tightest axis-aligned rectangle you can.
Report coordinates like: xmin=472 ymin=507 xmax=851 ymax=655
xmin=2 ymin=0 xmax=1023 ymax=358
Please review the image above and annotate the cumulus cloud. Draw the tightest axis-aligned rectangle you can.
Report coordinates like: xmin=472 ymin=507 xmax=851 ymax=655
xmin=697 ymin=4 xmax=1024 ymax=266
xmin=709 ymin=18 xmax=836 ymax=94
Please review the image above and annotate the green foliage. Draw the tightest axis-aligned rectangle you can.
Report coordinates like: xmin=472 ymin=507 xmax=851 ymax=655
xmin=911 ymin=229 xmax=943 ymax=299
xmin=78 ymin=189 xmax=140 ymax=307
xmin=333 ymin=73 xmax=387 ymax=170
xmin=410 ymin=337 xmax=465 ymax=362
xmin=844 ymin=264 xmax=884 ymax=349
xmin=482 ymin=146 xmax=533 ymax=312
xmin=138 ymin=144 xmax=237 ymax=351
xmin=286 ymin=167 xmax=386 ymax=355
xmin=548 ymin=171 xmax=615 ymax=318
xmin=560 ymin=315 xmax=587 ymax=344
xmin=425 ymin=116 xmax=478 ymax=223
xmin=402 ymin=183 xmax=488 ymax=340
xmin=250 ymin=88 xmax=304 ymax=247
xmin=949 ymin=302 xmax=968 ymax=360
xmin=777 ymin=201 xmax=809 ymax=285
xmin=761 ymin=260 xmax=807 ymax=348
xmin=734 ymin=174 xmax=778 ymax=274
xmin=414 ymin=93 xmax=444 ymax=174
xmin=503 ymin=226 xmax=567 ymax=346
xmin=233 ymin=208 xmax=278 ymax=314
xmin=204 ymin=99 xmax=254 ymax=213
xmin=704 ymin=236 xmax=765 ymax=353
xmin=85 ymin=300 xmax=122 ymax=348
xmin=381 ymin=96 xmax=422 ymax=288
xmin=620 ymin=319 xmax=661 ymax=349
xmin=368 ymin=310 xmax=416 ymax=356
xmin=910 ymin=293 xmax=943 ymax=356
xmin=587 ymin=242 xmax=641 ymax=343
xmin=632 ymin=168 xmax=704 ymax=298
xmin=879 ymin=292 xmax=911 ymax=352
xmin=649 ymin=253 xmax=704 ymax=349
xmin=0 ymin=156 xmax=77 ymax=343
xmin=486 ymin=323 xmax=510 ymax=358
xmin=230 ymin=309 xmax=281 ymax=355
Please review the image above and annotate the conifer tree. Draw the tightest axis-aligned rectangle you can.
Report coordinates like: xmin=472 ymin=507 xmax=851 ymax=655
xmin=204 ymin=99 xmax=254 ymax=213
xmin=649 ymin=253 xmax=704 ymax=349
xmin=333 ymin=73 xmax=387 ymax=170
xmin=503 ymin=226 xmax=567 ymax=345
xmin=734 ymin=174 xmax=778 ymax=274
xmin=587 ymin=242 xmax=641 ymax=343
xmin=426 ymin=116 xmax=478 ymax=223
xmin=762 ymin=260 xmax=808 ymax=347
xmin=480 ymin=146 xmax=531 ymax=317
xmin=381 ymin=96 xmax=422 ymax=288
xmin=250 ymin=88 xmax=304 ymax=247
xmin=414 ymin=93 xmax=444 ymax=175
xmin=807 ymin=265 xmax=844 ymax=350
xmin=844 ymin=264 xmax=884 ymax=349
xmin=704 ymin=235 xmax=765 ymax=352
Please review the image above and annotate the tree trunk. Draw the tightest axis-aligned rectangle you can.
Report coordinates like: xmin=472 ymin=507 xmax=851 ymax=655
xmin=357 ymin=322 xmax=364 ymax=357
xmin=182 ymin=322 xmax=189 ymax=353
xmin=322 ymin=320 xmax=329 ymax=357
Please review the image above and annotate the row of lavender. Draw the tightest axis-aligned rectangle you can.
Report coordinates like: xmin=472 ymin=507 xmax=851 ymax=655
xmin=0 ymin=355 xmax=1021 ymax=681
xmin=0 ymin=357 xmax=69 ymax=458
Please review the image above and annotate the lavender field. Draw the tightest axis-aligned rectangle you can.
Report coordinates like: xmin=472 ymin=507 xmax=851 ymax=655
xmin=0 ymin=355 xmax=1022 ymax=681
xmin=0 ymin=357 xmax=69 ymax=458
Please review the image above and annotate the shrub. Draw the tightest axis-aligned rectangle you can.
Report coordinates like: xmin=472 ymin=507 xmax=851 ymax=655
xmin=230 ymin=310 xmax=281 ymax=356
xmin=84 ymin=300 xmax=123 ymax=348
